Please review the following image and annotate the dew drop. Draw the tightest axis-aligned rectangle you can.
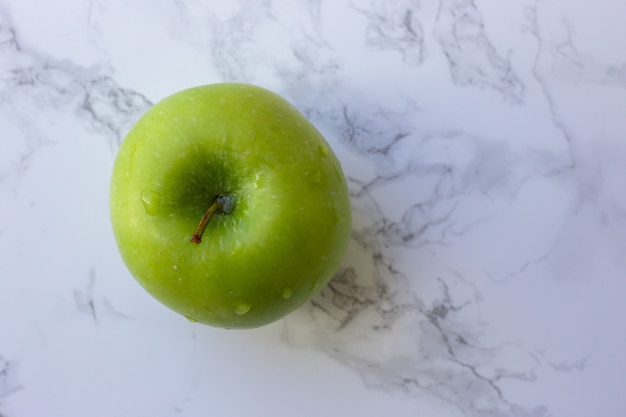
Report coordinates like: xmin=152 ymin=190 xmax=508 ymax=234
xmin=318 ymin=145 xmax=329 ymax=158
xmin=185 ymin=316 xmax=198 ymax=323
xmin=140 ymin=189 xmax=160 ymax=215
xmin=281 ymin=288 xmax=292 ymax=299
xmin=234 ymin=303 xmax=251 ymax=315
xmin=254 ymin=172 xmax=263 ymax=189
xmin=172 ymin=265 xmax=178 ymax=271
xmin=309 ymin=280 xmax=319 ymax=291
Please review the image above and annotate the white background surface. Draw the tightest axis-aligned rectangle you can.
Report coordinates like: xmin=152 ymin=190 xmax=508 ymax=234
xmin=1 ymin=1 xmax=625 ymax=416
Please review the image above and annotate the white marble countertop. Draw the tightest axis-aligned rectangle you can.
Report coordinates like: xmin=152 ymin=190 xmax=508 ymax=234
xmin=1 ymin=1 xmax=625 ymax=416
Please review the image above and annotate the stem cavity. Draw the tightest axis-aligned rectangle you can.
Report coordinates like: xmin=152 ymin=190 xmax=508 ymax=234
xmin=191 ymin=194 xmax=234 ymax=244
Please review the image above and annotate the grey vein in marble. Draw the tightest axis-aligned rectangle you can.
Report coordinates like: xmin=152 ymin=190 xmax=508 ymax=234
xmin=355 ymin=0 xmax=425 ymax=66
xmin=0 ymin=356 xmax=21 ymax=414
xmin=435 ymin=0 xmax=524 ymax=103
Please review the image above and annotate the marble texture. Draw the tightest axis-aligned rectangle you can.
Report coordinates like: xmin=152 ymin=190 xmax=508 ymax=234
xmin=1 ymin=0 xmax=625 ymax=416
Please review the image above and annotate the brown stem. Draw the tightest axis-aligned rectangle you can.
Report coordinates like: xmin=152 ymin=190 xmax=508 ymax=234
xmin=191 ymin=195 xmax=234 ymax=244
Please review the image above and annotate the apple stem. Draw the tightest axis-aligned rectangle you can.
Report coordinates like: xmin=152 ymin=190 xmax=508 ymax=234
xmin=191 ymin=194 xmax=234 ymax=244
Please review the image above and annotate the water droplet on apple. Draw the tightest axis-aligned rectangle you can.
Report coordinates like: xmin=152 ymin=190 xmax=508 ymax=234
xmin=140 ymin=189 xmax=160 ymax=215
xmin=281 ymin=288 xmax=292 ymax=299
xmin=172 ymin=265 xmax=178 ymax=271
xmin=185 ymin=316 xmax=198 ymax=323
xmin=234 ymin=303 xmax=251 ymax=315
xmin=254 ymin=172 xmax=263 ymax=189
xmin=309 ymin=280 xmax=319 ymax=291
xmin=318 ymin=145 xmax=329 ymax=158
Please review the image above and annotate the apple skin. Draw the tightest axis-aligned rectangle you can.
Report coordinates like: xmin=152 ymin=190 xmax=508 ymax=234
xmin=110 ymin=83 xmax=351 ymax=329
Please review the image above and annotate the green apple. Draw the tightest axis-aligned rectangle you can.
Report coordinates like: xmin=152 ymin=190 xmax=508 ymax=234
xmin=110 ymin=83 xmax=351 ymax=329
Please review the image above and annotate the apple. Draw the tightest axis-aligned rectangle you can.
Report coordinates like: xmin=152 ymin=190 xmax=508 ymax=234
xmin=110 ymin=83 xmax=351 ymax=329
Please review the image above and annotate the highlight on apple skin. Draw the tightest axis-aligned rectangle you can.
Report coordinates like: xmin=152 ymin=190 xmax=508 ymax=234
xmin=110 ymin=83 xmax=352 ymax=329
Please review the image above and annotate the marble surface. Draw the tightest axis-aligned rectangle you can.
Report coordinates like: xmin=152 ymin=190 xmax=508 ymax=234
xmin=1 ymin=0 xmax=625 ymax=416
